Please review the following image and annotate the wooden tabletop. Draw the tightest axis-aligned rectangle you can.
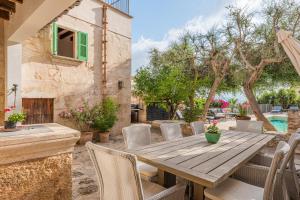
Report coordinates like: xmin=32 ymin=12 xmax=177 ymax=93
xmin=129 ymin=130 xmax=275 ymax=188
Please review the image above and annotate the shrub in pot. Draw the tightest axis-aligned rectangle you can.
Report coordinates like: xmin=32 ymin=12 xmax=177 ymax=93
xmin=61 ymin=102 xmax=94 ymax=145
xmin=4 ymin=111 xmax=26 ymax=129
xmin=92 ymin=98 xmax=118 ymax=143
xmin=235 ymin=103 xmax=251 ymax=120
xmin=182 ymin=106 xmax=202 ymax=136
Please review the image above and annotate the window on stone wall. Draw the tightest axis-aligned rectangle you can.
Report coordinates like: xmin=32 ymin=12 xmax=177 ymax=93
xmin=51 ymin=23 xmax=88 ymax=61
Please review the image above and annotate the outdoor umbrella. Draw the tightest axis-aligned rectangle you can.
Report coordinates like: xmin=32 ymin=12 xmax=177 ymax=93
xmin=277 ymin=29 xmax=300 ymax=76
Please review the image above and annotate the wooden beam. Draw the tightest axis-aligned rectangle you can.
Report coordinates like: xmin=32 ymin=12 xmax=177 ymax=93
xmin=0 ymin=1 xmax=15 ymax=13
xmin=9 ymin=0 xmax=23 ymax=4
xmin=0 ymin=9 xmax=9 ymax=20
xmin=59 ymin=31 xmax=73 ymax=39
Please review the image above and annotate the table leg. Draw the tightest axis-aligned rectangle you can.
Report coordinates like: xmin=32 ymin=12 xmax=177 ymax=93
xmin=194 ymin=183 xmax=204 ymax=200
xmin=157 ymin=169 xmax=176 ymax=188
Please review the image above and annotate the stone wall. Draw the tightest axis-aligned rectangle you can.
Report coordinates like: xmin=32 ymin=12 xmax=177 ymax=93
xmin=288 ymin=111 xmax=300 ymax=134
xmin=0 ymin=20 xmax=5 ymax=125
xmin=0 ymin=153 xmax=72 ymax=200
xmin=21 ymin=0 xmax=131 ymax=135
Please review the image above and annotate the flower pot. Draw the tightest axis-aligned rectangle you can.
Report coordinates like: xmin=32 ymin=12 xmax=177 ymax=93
xmin=99 ymin=132 xmax=110 ymax=143
xmin=205 ymin=132 xmax=221 ymax=144
xmin=4 ymin=121 xmax=17 ymax=129
xmin=235 ymin=115 xmax=251 ymax=120
xmin=77 ymin=131 xmax=93 ymax=145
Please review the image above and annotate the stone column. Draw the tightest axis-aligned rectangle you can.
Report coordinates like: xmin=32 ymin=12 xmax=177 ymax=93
xmin=0 ymin=123 xmax=80 ymax=200
xmin=0 ymin=19 xmax=6 ymax=125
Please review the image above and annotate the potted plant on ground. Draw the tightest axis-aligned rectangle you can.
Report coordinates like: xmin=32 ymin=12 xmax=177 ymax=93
xmin=68 ymin=102 xmax=94 ymax=145
xmin=205 ymin=120 xmax=221 ymax=144
xmin=92 ymin=98 xmax=118 ymax=143
xmin=236 ymin=103 xmax=251 ymax=120
xmin=4 ymin=108 xmax=26 ymax=130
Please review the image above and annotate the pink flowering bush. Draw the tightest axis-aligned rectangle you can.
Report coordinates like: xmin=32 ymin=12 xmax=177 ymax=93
xmin=59 ymin=102 xmax=93 ymax=132
xmin=210 ymin=99 xmax=230 ymax=108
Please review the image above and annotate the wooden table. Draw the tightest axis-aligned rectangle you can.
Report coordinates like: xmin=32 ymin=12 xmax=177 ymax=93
xmin=128 ymin=130 xmax=275 ymax=200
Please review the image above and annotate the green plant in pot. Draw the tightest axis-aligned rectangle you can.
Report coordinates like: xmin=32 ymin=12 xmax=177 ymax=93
xmin=205 ymin=120 xmax=221 ymax=144
xmin=236 ymin=103 xmax=251 ymax=120
xmin=4 ymin=111 xmax=26 ymax=129
xmin=68 ymin=102 xmax=94 ymax=145
xmin=92 ymin=98 xmax=118 ymax=143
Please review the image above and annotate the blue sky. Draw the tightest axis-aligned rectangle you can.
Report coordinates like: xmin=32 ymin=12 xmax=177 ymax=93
xmin=130 ymin=0 xmax=263 ymax=74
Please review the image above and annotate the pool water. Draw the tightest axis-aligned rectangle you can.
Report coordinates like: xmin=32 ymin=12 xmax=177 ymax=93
xmin=268 ymin=117 xmax=288 ymax=133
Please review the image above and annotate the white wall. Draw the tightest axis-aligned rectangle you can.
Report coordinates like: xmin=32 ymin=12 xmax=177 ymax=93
xmin=7 ymin=44 xmax=22 ymax=112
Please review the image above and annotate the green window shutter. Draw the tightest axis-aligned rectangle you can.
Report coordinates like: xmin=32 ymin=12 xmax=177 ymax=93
xmin=77 ymin=32 xmax=88 ymax=61
xmin=52 ymin=22 xmax=58 ymax=55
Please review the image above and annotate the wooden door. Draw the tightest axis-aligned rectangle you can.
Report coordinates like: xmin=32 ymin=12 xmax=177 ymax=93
xmin=22 ymin=98 xmax=54 ymax=124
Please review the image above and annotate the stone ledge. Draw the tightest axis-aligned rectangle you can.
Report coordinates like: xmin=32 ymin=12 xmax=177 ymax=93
xmin=0 ymin=123 xmax=80 ymax=165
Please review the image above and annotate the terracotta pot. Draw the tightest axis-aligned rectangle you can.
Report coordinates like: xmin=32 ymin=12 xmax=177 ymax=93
xmin=181 ymin=124 xmax=193 ymax=136
xmin=235 ymin=115 xmax=251 ymax=121
xmin=77 ymin=131 xmax=93 ymax=145
xmin=99 ymin=132 xmax=110 ymax=143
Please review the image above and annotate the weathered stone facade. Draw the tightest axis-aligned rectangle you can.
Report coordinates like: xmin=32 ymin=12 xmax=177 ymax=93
xmin=0 ymin=20 xmax=5 ymax=125
xmin=0 ymin=153 xmax=72 ymax=200
xmin=21 ymin=0 xmax=132 ymax=135
xmin=288 ymin=110 xmax=300 ymax=134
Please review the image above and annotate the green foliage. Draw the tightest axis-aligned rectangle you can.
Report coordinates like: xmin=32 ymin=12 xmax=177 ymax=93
xmin=237 ymin=103 xmax=249 ymax=117
xmin=7 ymin=112 xmax=26 ymax=123
xmin=257 ymin=88 xmax=299 ymax=108
xmin=228 ymin=98 xmax=238 ymax=112
xmin=195 ymin=98 xmax=206 ymax=113
xmin=134 ymin=49 xmax=193 ymax=119
xmin=183 ymin=107 xmax=201 ymax=123
xmin=93 ymin=98 xmax=118 ymax=133
xmin=206 ymin=123 xmax=220 ymax=134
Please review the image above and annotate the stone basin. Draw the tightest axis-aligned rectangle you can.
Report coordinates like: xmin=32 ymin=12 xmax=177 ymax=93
xmin=0 ymin=123 xmax=80 ymax=200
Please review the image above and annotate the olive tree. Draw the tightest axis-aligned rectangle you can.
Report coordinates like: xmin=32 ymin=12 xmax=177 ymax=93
xmin=226 ymin=0 xmax=300 ymax=130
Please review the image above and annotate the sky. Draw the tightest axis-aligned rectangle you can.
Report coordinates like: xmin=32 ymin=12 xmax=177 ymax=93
xmin=130 ymin=0 xmax=263 ymax=74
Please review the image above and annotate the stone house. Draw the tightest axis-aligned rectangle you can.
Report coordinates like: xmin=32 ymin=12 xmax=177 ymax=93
xmin=7 ymin=0 xmax=132 ymax=134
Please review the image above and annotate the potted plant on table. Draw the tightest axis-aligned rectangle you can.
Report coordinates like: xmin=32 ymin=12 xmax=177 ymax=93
xmin=92 ymin=98 xmax=118 ymax=143
xmin=4 ymin=108 xmax=26 ymax=130
xmin=236 ymin=103 xmax=251 ymax=120
xmin=205 ymin=120 xmax=221 ymax=144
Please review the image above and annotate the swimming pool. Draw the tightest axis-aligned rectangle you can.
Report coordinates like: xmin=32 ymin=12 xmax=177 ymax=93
xmin=268 ymin=116 xmax=288 ymax=133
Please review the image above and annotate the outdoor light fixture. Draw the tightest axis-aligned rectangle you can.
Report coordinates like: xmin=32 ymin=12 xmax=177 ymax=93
xmin=118 ymin=80 xmax=124 ymax=90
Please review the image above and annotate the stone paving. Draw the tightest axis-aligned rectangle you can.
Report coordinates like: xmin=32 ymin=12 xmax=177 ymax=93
xmin=72 ymin=127 xmax=164 ymax=200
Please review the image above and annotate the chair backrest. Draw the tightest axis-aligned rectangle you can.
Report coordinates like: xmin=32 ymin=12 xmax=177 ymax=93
xmin=273 ymin=106 xmax=282 ymax=110
xmin=160 ymin=123 xmax=183 ymax=141
xmin=176 ymin=110 xmax=184 ymax=120
xmin=86 ymin=142 xmax=144 ymax=200
xmin=263 ymin=141 xmax=290 ymax=200
xmin=190 ymin=121 xmax=205 ymax=135
xmin=285 ymin=132 xmax=300 ymax=197
xmin=236 ymin=120 xmax=264 ymax=134
xmin=122 ymin=124 xmax=151 ymax=150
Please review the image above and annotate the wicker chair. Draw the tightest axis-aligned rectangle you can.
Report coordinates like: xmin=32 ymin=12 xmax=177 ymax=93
xmin=235 ymin=120 xmax=264 ymax=134
xmin=122 ymin=124 xmax=158 ymax=181
xmin=86 ymin=142 xmax=186 ymax=200
xmin=190 ymin=121 xmax=205 ymax=135
xmin=204 ymin=141 xmax=291 ymax=200
xmin=160 ymin=123 xmax=183 ymax=141
xmin=233 ymin=132 xmax=300 ymax=200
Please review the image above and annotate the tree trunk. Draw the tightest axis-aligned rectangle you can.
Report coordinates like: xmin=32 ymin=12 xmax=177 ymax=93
xmin=243 ymin=84 xmax=276 ymax=131
xmin=169 ymin=104 xmax=178 ymax=120
xmin=202 ymin=77 xmax=222 ymax=120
